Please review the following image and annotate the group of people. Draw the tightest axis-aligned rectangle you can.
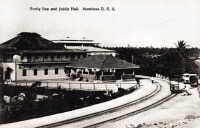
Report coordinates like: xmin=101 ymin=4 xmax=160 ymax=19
xmin=182 ymin=85 xmax=191 ymax=96
xmin=182 ymin=84 xmax=200 ymax=97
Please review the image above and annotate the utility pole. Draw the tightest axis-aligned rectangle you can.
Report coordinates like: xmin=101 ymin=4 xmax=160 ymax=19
xmin=0 ymin=66 xmax=3 ymax=103
xmin=132 ymin=55 xmax=133 ymax=64
xmin=0 ymin=52 xmax=4 ymax=103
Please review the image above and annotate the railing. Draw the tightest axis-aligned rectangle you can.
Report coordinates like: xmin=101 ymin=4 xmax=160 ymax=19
xmin=5 ymin=81 xmax=138 ymax=92
xmin=3 ymin=57 xmax=80 ymax=63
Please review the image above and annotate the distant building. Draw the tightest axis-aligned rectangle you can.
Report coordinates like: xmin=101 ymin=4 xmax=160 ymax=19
xmin=0 ymin=32 xmax=87 ymax=81
xmin=52 ymin=40 xmax=116 ymax=56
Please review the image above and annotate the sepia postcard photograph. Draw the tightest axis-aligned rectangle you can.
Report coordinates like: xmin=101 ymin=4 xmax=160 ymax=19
xmin=0 ymin=0 xmax=200 ymax=127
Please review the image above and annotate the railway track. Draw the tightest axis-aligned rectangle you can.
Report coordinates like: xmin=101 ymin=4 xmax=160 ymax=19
xmin=38 ymin=80 xmax=172 ymax=128
xmin=85 ymin=93 xmax=176 ymax=128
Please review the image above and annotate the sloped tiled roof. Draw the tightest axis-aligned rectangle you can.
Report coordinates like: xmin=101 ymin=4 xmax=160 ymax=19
xmin=67 ymin=55 xmax=140 ymax=69
xmin=0 ymin=32 xmax=65 ymax=50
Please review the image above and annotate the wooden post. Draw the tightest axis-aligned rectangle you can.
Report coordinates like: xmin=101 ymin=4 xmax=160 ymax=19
xmin=93 ymin=83 xmax=95 ymax=91
xmin=101 ymin=70 xmax=104 ymax=76
xmin=105 ymin=84 xmax=108 ymax=92
xmin=15 ymin=61 xmax=17 ymax=86
xmin=69 ymin=83 xmax=71 ymax=90
xmin=132 ymin=55 xmax=133 ymax=64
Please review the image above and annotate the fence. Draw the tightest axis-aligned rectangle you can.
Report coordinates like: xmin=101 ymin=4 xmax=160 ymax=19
xmin=122 ymin=74 xmax=135 ymax=80
xmin=4 ymin=80 xmax=138 ymax=92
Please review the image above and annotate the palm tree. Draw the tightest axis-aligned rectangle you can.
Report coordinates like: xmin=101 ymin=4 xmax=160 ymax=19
xmin=171 ymin=40 xmax=190 ymax=77
xmin=177 ymin=40 xmax=189 ymax=49
xmin=175 ymin=40 xmax=189 ymax=59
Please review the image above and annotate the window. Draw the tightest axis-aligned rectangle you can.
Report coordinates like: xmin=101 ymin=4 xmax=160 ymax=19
xmin=57 ymin=55 xmax=60 ymax=59
xmin=55 ymin=68 xmax=58 ymax=74
xmin=35 ymin=55 xmax=38 ymax=59
xmin=71 ymin=54 xmax=75 ymax=60
xmin=50 ymin=56 xmax=53 ymax=61
xmin=77 ymin=55 xmax=80 ymax=60
xmin=44 ymin=55 xmax=48 ymax=59
xmin=34 ymin=69 xmax=37 ymax=76
xmin=27 ymin=55 xmax=31 ymax=60
xmin=21 ymin=55 xmax=24 ymax=60
xmin=44 ymin=69 xmax=48 ymax=75
xmin=22 ymin=69 xmax=26 ymax=76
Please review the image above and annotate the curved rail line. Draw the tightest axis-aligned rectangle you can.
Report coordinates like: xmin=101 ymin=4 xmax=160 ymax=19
xmin=85 ymin=93 xmax=176 ymax=128
xmin=38 ymin=81 xmax=163 ymax=128
xmin=84 ymin=79 xmax=177 ymax=128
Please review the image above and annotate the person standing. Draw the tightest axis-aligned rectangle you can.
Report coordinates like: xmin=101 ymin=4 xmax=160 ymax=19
xmin=183 ymin=85 xmax=191 ymax=96
xmin=136 ymin=79 xmax=140 ymax=88
xmin=151 ymin=76 xmax=154 ymax=84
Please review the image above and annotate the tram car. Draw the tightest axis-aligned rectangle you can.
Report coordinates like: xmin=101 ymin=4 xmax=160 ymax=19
xmin=169 ymin=77 xmax=184 ymax=93
xmin=182 ymin=73 xmax=198 ymax=87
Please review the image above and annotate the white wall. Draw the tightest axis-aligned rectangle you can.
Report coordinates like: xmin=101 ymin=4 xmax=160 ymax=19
xmin=19 ymin=64 xmax=67 ymax=81
xmin=5 ymin=63 xmax=67 ymax=81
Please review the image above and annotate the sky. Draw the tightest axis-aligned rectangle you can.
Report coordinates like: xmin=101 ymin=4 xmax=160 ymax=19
xmin=0 ymin=0 xmax=200 ymax=48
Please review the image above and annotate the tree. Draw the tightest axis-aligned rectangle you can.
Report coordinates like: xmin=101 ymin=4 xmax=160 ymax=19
xmin=175 ymin=40 xmax=189 ymax=59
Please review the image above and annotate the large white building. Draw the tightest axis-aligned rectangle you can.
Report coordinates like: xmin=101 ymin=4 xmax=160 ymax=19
xmin=0 ymin=32 xmax=87 ymax=81
xmin=0 ymin=33 xmax=117 ymax=82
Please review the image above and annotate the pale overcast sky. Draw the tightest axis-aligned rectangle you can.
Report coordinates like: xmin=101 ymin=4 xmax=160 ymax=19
xmin=0 ymin=0 xmax=200 ymax=48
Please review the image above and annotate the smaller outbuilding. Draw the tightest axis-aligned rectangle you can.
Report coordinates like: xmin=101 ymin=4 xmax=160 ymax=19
xmin=66 ymin=55 xmax=140 ymax=81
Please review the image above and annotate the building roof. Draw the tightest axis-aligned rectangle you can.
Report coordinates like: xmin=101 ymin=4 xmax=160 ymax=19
xmin=65 ymin=46 xmax=115 ymax=53
xmin=194 ymin=60 xmax=200 ymax=69
xmin=20 ymin=49 xmax=87 ymax=53
xmin=52 ymin=39 xmax=100 ymax=45
xmin=0 ymin=32 xmax=65 ymax=50
xmin=66 ymin=55 xmax=140 ymax=70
